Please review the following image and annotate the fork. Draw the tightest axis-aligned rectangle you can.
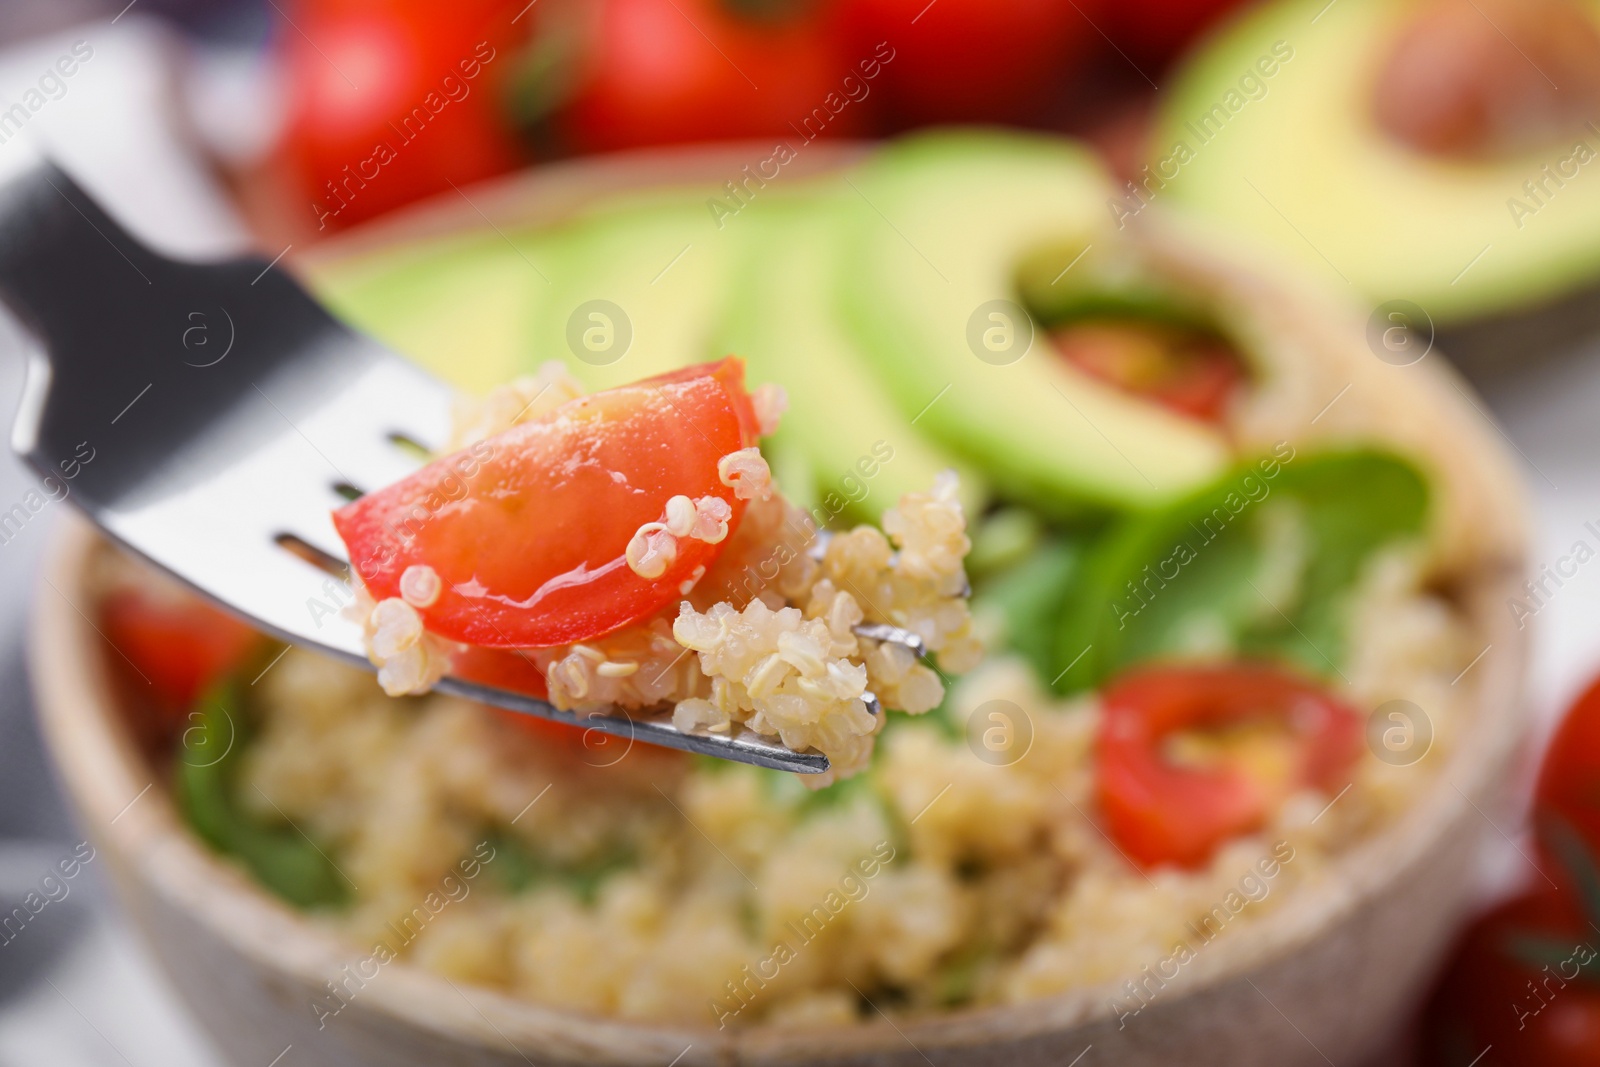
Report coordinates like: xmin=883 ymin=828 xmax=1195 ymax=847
xmin=0 ymin=148 xmax=927 ymax=774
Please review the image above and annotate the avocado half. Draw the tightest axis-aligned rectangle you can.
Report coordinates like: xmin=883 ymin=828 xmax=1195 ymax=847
xmin=1150 ymin=0 xmax=1600 ymax=330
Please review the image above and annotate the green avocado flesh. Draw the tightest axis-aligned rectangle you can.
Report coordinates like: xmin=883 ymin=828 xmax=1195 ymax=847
xmin=310 ymin=231 xmax=561 ymax=394
xmin=310 ymin=136 xmax=1239 ymax=521
xmin=524 ymin=199 xmax=734 ymax=392
xmin=839 ymin=130 xmax=1230 ymax=513
xmin=715 ymin=193 xmax=985 ymax=521
xmin=1154 ymin=0 xmax=1600 ymax=324
xmin=314 ymin=184 xmax=985 ymax=520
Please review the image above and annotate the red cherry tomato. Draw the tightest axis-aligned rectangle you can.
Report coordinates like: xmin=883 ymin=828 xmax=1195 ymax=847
xmin=270 ymin=0 xmax=528 ymax=233
xmin=530 ymin=0 xmax=858 ymax=154
xmin=1095 ymin=663 xmax=1363 ymax=869
xmin=836 ymin=0 xmax=1092 ymax=124
xmin=1105 ymin=0 xmax=1254 ymax=67
xmin=1421 ymin=887 xmax=1600 ymax=1067
xmin=334 ymin=358 xmax=760 ymax=649
xmin=101 ymin=584 xmax=261 ymax=724
xmin=1538 ymin=674 xmax=1600 ymax=860
xmin=1051 ymin=320 xmax=1246 ymax=424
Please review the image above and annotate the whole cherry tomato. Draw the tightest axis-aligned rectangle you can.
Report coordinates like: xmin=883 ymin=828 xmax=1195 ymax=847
xmin=835 ymin=0 xmax=1093 ymax=125
xmin=269 ymin=0 xmax=528 ymax=233
xmin=1095 ymin=663 xmax=1363 ymax=869
xmin=1537 ymin=673 xmax=1600 ymax=862
xmin=1421 ymin=885 xmax=1600 ymax=1066
xmin=522 ymin=0 xmax=859 ymax=154
xmin=1105 ymin=0 xmax=1255 ymax=67
xmin=1419 ymin=665 xmax=1600 ymax=1066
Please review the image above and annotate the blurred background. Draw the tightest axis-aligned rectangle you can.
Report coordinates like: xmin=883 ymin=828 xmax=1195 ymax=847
xmin=1 ymin=0 xmax=1599 ymax=1062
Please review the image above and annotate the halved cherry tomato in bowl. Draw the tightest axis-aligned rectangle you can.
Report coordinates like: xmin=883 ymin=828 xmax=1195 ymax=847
xmin=1095 ymin=663 xmax=1363 ymax=869
xmin=1051 ymin=319 xmax=1247 ymax=424
xmin=334 ymin=358 xmax=760 ymax=649
xmin=101 ymin=581 xmax=262 ymax=728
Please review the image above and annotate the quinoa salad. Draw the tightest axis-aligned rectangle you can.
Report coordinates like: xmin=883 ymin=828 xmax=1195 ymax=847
xmin=100 ymin=351 xmax=1494 ymax=1030
xmin=96 ymin=131 xmax=1525 ymax=1035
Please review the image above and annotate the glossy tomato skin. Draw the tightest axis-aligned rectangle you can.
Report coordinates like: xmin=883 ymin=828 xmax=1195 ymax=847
xmin=335 ymin=359 xmax=758 ymax=649
xmin=1095 ymin=663 xmax=1363 ymax=869
xmin=1105 ymin=0 xmax=1254 ymax=66
xmin=101 ymin=584 xmax=261 ymax=727
xmin=536 ymin=0 xmax=859 ymax=154
xmin=1538 ymin=674 xmax=1600 ymax=862
xmin=270 ymin=0 xmax=527 ymax=233
xmin=1421 ymin=888 xmax=1600 ymax=1067
xmin=836 ymin=0 xmax=1091 ymax=124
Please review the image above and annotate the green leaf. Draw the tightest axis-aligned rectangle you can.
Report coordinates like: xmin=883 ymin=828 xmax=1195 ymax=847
xmin=480 ymin=828 xmax=635 ymax=906
xmin=972 ymin=537 xmax=1084 ymax=684
xmin=1051 ymin=448 xmax=1429 ymax=692
xmin=174 ymin=680 xmax=349 ymax=910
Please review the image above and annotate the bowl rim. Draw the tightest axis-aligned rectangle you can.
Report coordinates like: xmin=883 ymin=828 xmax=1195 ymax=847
xmin=30 ymin=142 xmax=1533 ymax=1063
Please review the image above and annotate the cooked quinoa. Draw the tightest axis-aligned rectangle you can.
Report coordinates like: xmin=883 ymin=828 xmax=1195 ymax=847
xmin=228 ymin=539 xmax=1471 ymax=1027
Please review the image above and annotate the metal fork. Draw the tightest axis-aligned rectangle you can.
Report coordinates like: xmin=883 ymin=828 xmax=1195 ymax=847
xmin=0 ymin=149 xmax=924 ymax=774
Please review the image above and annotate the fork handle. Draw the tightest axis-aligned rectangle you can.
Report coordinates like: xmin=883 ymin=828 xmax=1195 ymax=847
xmin=0 ymin=145 xmax=330 ymax=509
xmin=0 ymin=144 xmax=176 ymax=354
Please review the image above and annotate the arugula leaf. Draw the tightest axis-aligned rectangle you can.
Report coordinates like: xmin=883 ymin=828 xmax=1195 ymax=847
xmin=1052 ymin=448 xmax=1429 ymax=693
xmin=971 ymin=536 xmax=1083 ymax=684
xmin=174 ymin=681 xmax=349 ymax=910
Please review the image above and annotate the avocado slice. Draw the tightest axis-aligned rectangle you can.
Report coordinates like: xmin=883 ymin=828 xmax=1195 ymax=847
xmin=308 ymin=194 xmax=734 ymax=394
xmin=524 ymin=196 xmax=737 ymax=392
xmin=716 ymin=191 xmax=987 ymax=522
xmin=1153 ymin=0 xmax=1600 ymax=325
xmin=308 ymin=230 xmax=562 ymax=395
xmin=839 ymin=130 xmax=1231 ymax=515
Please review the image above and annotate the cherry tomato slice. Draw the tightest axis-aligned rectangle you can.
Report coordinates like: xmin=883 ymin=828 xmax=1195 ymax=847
xmin=1052 ymin=320 xmax=1246 ymax=424
xmin=1095 ymin=663 xmax=1362 ymax=869
xmin=335 ymin=358 xmax=758 ymax=649
xmin=101 ymin=584 xmax=261 ymax=725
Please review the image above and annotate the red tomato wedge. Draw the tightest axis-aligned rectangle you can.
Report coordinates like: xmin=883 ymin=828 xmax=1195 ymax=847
xmin=335 ymin=358 xmax=759 ymax=649
xmin=1095 ymin=664 xmax=1362 ymax=869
